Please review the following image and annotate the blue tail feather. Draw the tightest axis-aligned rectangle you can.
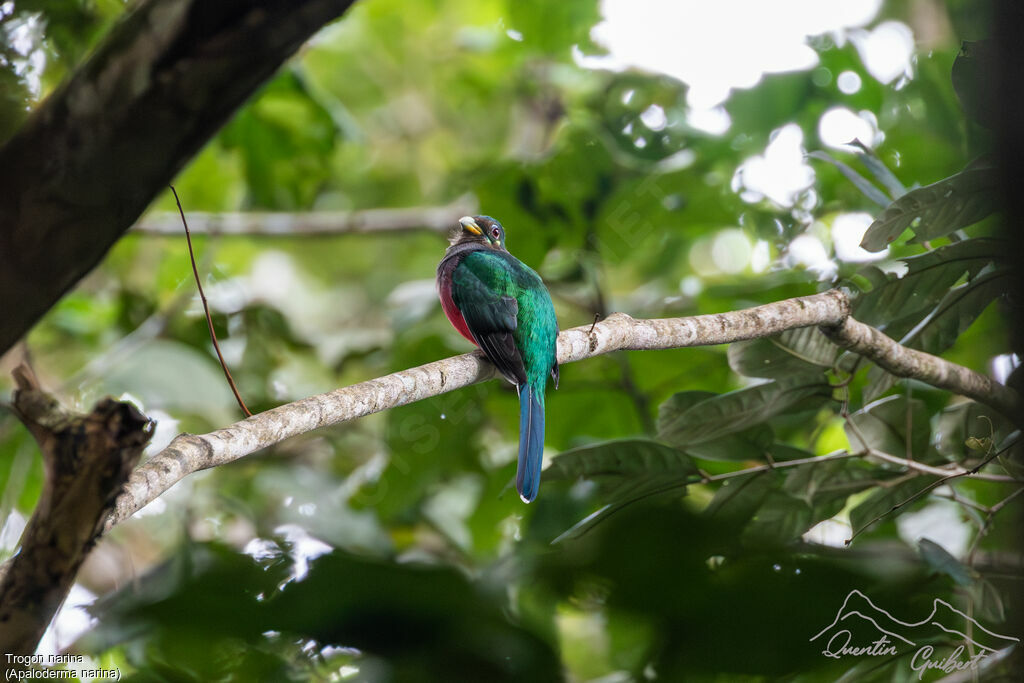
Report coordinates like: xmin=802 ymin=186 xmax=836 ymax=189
xmin=516 ymin=384 xmax=545 ymax=503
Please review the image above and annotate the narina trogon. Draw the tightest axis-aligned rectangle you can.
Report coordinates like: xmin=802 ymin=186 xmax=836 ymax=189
xmin=436 ymin=215 xmax=559 ymax=502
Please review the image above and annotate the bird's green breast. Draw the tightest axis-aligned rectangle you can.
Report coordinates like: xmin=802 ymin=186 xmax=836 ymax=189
xmin=455 ymin=250 xmax=557 ymax=388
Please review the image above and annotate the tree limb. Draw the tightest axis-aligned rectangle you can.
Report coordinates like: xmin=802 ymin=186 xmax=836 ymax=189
xmin=131 ymin=194 xmax=479 ymax=236
xmin=0 ymin=0 xmax=357 ymax=355
xmin=106 ymin=289 xmax=1022 ymax=530
xmin=2 ymin=288 xmax=1014 ymax=656
xmin=0 ymin=366 xmax=152 ymax=655
xmin=821 ymin=316 xmax=1024 ymax=420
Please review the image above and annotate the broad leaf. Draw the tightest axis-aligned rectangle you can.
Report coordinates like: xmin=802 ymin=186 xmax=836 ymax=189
xmin=782 ymin=457 xmax=878 ymax=523
xmin=544 ymin=439 xmax=698 ymax=502
xmin=851 ymin=238 xmax=1003 ymax=331
xmin=935 ymin=400 xmax=1013 ymax=464
xmin=807 ymin=151 xmax=891 ymax=207
xmin=860 ymin=161 xmax=998 ymax=251
xmin=728 ymin=326 xmax=838 ymax=380
xmin=901 ymin=269 xmax=1008 ymax=352
xmin=967 ymin=579 xmax=1006 ymax=623
xmin=951 ymin=40 xmax=996 ymax=129
xmin=853 ymin=140 xmax=906 ymax=199
xmin=658 ymin=376 xmax=833 ymax=450
xmin=684 ymin=425 xmax=775 ymax=462
xmin=85 ymin=544 xmax=562 ymax=681
xmin=704 ymin=472 xmax=779 ymax=528
xmin=741 ymin=491 xmax=812 ymax=546
xmin=656 ymin=391 xmax=775 ymax=461
xmin=844 ymin=395 xmax=931 ymax=459
xmin=919 ymin=538 xmax=973 ymax=586
xmin=848 ymin=477 xmax=938 ymax=540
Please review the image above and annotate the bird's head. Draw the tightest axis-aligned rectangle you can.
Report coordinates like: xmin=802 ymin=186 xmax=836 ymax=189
xmin=451 ymin=215 xmax=506 ymax=250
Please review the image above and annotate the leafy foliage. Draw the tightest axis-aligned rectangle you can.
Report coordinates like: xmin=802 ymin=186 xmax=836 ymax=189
xmin=860 ymin=160 xmax=999 ymax=251
xmin=0 ymin=0 xmax=1019 ymax=681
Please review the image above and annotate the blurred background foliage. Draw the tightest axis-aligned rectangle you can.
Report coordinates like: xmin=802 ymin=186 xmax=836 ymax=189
xmin=0 ymin=0 xmax=1019 ymax=680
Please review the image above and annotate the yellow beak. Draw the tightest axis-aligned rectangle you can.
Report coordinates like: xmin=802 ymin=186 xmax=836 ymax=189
xmin=459 ymin=216 xmax=482 ymax=235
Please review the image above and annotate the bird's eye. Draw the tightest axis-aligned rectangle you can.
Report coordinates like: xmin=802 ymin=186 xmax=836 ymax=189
xmin=491 ymin=228 xmax=501 ymax=240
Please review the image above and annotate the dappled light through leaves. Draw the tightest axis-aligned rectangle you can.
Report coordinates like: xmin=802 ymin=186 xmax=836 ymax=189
xmin=0 ymin=0 xmax=1019 ymax=681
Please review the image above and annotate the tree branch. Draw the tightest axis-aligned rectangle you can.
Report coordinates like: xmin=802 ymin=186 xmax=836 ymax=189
xmin=821 ymin=316 xmax=1024 ymax=421
xmin=0 ymin=366 xmax=152 ymax=655
xmin=865 ymin=447 xmax=1015 ymax=483
xmin=105 ymin=289 xmax=1021 ymax=530
xmin=0 ymin=0 xmax=357 ymax=355
xmin=131 ymin=194 xmax=479 ymax=236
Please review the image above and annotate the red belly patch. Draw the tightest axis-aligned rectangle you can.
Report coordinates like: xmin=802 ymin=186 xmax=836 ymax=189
xmin=438 ymin=278 xmax=477 ymax=345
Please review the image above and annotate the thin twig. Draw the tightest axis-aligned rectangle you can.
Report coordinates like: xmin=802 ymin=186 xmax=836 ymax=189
xmin=845 ymin=440 xmax=1021 ymax=545
xmin=170 ymin=185 xmax=251 ymax=417
xmin=934 ymin=488 xmax=990 ymax=514
xmin=842 ymin=408 xmax=1019 ymax=544
xmin=866 ymin=448 xmax=1015 ymax=483
xmin=842 ymin=405 xmax=1014 ymax=483
xmin=966 ymin=486 xmax=1024 ymax=566
xmin=132 ymin=194 xmax=477 ymax=236
xmin=705 ymin=449 xmax=859 ymax=482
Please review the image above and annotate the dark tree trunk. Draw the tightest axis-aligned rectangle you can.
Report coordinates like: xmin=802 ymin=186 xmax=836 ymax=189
xmin=0 ymin=0 xmax=356 ymax=354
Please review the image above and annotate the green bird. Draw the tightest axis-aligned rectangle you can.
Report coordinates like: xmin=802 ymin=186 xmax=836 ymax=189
xmin=436 ymin=215 xmax=559 ymax=502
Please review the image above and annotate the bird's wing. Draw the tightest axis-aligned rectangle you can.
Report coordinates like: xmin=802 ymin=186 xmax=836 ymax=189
xmin=451 ymin=253 xmax=527 ymax=386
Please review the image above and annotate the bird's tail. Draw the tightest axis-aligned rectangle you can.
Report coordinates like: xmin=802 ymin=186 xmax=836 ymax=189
xmin=516 ymin=383 xmax=545 ymax=503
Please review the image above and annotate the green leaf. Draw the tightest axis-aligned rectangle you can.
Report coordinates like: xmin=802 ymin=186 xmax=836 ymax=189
xmin=967 ymin=579 xmax=1006 ymax=623
xmin=220 ymin=69 xmax=338 ymax=210
xmin=704 ymin=472 xmax=778 ymax=528
xmin=0 ymin=422 xmax=45 ymax=515
xmin=844 ymin=395 xmax=931 ymax=459
xmin=544 ymin=439 xmax=698 ymax=502
xmin=851 ymin=238 xmax=1004 ymax=332
xmin=98 ymin=339 xmax=239 ymax=426
xmin=684 ymin=425 xmax=774 ymax=462
xmin=782 ymin=457 xmax=877 ymax=523
xmin=997 ymin=436 xmax=1024 ymax=481
xmin=728 ymin=326 xmax=838 ymax=379
xmin=852 ymin=140 xmax=907 ymax=199
xmin=952 ymin=40 xmax=997 ymax=129
xmin=901 ymin=269 xmax=1007 ymax=352
xmin=919 ymin=538 xmax=973 ymax=586
xmin=849 ymin=478 xmax=938 ymax=540
xmin=935 ymin=401 xmax=1012 ymax=463
xmin=507 ymin=0 xmax=603 ymax=56
xmin=545 ymin=440 xmax=700 ymax=542
xmin=371 ymin=378 xmax=488 ymax=520
xmin=657 ymin=376 xmax=833 ymax=450
xmin=807 ymin=151 xmax=891 ymax=207
xmin=86 ymin=544 xmax=562 ymax=681
xmin=860 ymin=161 xmax=998 ymax=251
xmin=741 ymin=491 xmax=812 ymax=546
xmin=655 ymin=392 xmax=775 ymax=461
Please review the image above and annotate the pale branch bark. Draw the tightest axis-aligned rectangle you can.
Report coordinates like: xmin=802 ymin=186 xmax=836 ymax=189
xmin=131 ymin=195 xmax=479 ymax=236
xmin=0 ymin=366 xmax=152 ymax=655
xmin=106 ymin=288 xmax=1021 ymax=530
xmin=0 ymin=0 xmax=357 ymax=356
xmin=865 ymin=447 xmax=1015 ymax=483
xmin=821 ymin=316 xmax=1024 ymax=420
xmin=108 ymin=351 xmax=499 ymax=531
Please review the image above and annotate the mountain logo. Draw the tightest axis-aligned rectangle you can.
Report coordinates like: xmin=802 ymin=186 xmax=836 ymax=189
xmin=810 ymin=589 xmax=1018 ymax=678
